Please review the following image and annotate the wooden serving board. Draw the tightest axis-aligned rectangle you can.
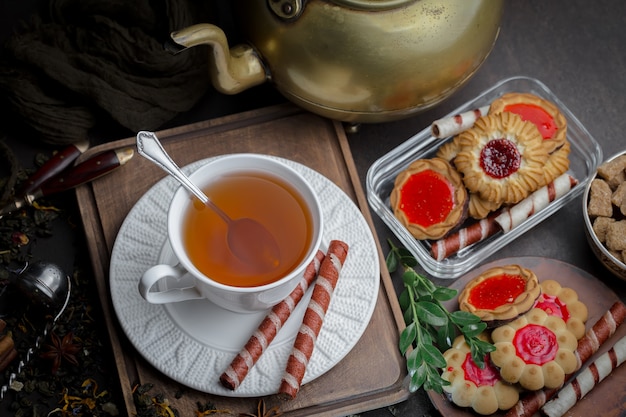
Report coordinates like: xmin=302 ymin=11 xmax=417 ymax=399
xmin=74 ymin=104 xmax=410 ymax=416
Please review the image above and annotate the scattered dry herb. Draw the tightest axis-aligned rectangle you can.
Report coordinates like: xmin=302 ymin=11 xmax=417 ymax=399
xmin=132 ymin=383 xmax=180 ymax=417
xmin=386 ymin=239 xmax=495 ymax=394
xmin=195 ymin=400 xmax=230 ymax=416
xmin=0 ymin=146 xmax=123 ymax=416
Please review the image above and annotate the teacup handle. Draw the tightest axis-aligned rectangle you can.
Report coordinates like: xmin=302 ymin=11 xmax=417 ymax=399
xmin=138 ymin=263 xmax=203 ymax=304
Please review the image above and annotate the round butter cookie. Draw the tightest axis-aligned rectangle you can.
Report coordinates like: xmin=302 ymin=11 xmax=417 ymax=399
xmin=468 ymin=191 xmax=502 ymax=220
xmin=390 ymin=157 xmax=468 ymax=240
xmin=435 ymin=138 xmax=460 ymax=162
xmin=490 ymin=308 xmax=578 ymax=391
xmin=442 ymin=333 xmax=519 ymax=415
xmin=489 ymin=92 xmax=567 ymax=154
xmin=453 ymin=112 xmax=549 ymax=205
xmin=458 ymin=265 xmax=541 ymax=328
xmin=533 ymin=279 xmax=588 ymax=340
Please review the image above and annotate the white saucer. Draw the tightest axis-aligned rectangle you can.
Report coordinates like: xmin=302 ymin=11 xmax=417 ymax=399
xmin=109 ymin=156 xmax=380 ymax=397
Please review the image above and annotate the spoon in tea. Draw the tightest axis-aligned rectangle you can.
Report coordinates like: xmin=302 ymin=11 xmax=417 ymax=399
xmin=136 ymin=131 xmax=280 ymax=270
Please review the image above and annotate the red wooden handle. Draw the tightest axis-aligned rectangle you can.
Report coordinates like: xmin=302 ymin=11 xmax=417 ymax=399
xmin=38 ymin=148 xmax=133 ymax=197
xmin=17 ymin=140 xmax=89 ymax=195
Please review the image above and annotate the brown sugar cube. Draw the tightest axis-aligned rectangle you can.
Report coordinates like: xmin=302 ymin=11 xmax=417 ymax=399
xmin=588 ymin=179 xmax=614 ymax=217
xmin=607 ymin=171 xmax=625 ymax=189
xmin=612 ymin=181 xmax=626 ymax=216
xmin=597 ymin=155 xmax=626 ymax=188
xmin=593 ymin=216 xmax=616 ymax=243
xmin=606 ymin=220 xmax=626 ymax=251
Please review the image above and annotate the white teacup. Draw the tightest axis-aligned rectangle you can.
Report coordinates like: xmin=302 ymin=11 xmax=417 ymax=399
xmin=138 ymin=154 xmax=323 ymax=313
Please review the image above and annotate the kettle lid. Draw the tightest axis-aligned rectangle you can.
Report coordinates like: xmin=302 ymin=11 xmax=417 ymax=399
xmin=269 ymin=0 xmax=415 ymax=19
xmin=329 ymin=0 xmax=416 ymax=10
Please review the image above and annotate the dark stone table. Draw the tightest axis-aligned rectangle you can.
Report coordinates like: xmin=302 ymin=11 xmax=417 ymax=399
xmin=2 ymin=0 xmax=625 ymax=415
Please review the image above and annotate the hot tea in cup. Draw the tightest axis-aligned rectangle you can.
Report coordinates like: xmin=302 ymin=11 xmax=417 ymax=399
xmin=138 ymin=154 xmax=323 ymax=313
xmin=183 ymin=169 xmax=313 ymax=286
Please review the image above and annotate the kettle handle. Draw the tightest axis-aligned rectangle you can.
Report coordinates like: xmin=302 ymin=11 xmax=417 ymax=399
xmin=167 ymin=24 xmax=267 ymax=95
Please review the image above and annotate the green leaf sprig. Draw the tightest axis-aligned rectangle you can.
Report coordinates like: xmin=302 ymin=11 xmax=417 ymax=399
xmin=386 ymin=240 xmax=495 ymax=394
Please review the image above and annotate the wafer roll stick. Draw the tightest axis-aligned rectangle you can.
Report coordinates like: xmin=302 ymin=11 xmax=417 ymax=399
xmin=505 ymin=301 xmax=626 ymax=417
xmin=431 ymin=105 xmax=490 ymax=138
xmin=541 ymin=334 xmax=626 ymax=417
xmin=279 ymin=240 xmax=349 ymax=399
xmin=430 ymin=211 xmax=502 ymax=260
xmin=219 ymin=250 xmax=325 ymax=390
xmin=496 ymin=174 xmax=579 ymax=233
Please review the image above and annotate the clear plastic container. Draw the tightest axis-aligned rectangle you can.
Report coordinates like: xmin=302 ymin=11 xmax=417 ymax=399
xmin=367 ymin=76 xmax=603 ymax=279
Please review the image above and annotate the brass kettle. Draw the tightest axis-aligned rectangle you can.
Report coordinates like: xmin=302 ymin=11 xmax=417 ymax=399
xmin=169 ymin=0 xmax=504 ymax=123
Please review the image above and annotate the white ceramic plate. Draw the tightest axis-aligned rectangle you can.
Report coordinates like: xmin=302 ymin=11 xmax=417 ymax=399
xmin=109 ymin=156 xmax=380 ymax=397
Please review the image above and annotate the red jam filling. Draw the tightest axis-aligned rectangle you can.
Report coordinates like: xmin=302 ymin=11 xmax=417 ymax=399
xmin=513 ymin=324 xmax=558 ymax=365
xmin=399 ymin=169 xmax=454 ymax=227
xmin=462 ymin=352 xmax=500 ymax=387
xmin=504 ymin=103 xmax=558 ymax=140
xmin=534 ymin=294 xmax=570 ymax=321
xmin=479 ymin=138 xmax=521 ymax=179
xmin=467 ymin=273 xmax=527 ymax=310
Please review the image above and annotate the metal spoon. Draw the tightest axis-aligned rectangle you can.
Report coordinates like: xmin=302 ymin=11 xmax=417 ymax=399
xmin=136 ymin=131 xmax=280 ymax=270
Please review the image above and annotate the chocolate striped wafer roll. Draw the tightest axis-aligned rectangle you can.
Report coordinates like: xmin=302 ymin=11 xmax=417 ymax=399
xmin=219 ymin=250 xmax=325 ymax=390
xmin=541 ymin=334 xmax=626 ymax=417
xmin=279 ymin=240 xmax=349 ymax=399
xmin=496 ymin=174 xmax=578 ymax=233
xmin=431 ymin=174 xmax=578 ymax=261
xmin=430 ymin=211 xmax=502 ymax=260
xmin=431 ymin=105 xmax=490 ymax=138
xmin=505 ymin=301 xmax=626 ymax=417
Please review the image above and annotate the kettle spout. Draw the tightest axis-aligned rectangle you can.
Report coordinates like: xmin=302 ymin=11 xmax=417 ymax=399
xmin=168 ymin=23 xmax=267 ymax=95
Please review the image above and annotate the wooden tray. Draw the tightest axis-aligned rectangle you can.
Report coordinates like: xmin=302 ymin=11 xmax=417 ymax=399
xmin=74 ymin=104 xmax=410 ymax=416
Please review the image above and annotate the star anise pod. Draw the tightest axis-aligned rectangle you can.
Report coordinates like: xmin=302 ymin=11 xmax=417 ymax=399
xmin=40 ymin=331 xmax=81 ymax=374
xmin=239 ymin=399 xmax=282 ymax=417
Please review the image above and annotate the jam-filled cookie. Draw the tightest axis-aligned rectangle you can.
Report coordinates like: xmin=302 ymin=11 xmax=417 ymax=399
xmin=453 ymin=112 xmax=549 ymax=205
xmin=490 ymin=308 xmax=578 ymax=391
xmin=533 ymin=279 xmax=588 ymax=340
xmin=458 ymin=265 xmax=541 ymax=328
xmin=489 ymin=92 xmax=567 ymax=154
xmin=390 ymin=157 xmax=468 ymax=240
xmin=442 ymin=333 xmax=519 ymax=415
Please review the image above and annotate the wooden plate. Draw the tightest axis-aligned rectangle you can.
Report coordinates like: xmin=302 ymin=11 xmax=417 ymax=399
xmin=428 ymin=256 xmax=626 ymax=417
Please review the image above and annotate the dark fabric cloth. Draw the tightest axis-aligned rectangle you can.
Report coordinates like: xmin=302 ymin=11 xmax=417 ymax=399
xmin=0 ymin=139 xmax=18 ymax=203
xmin=0 ymin=0 xmax=212 ymax=145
